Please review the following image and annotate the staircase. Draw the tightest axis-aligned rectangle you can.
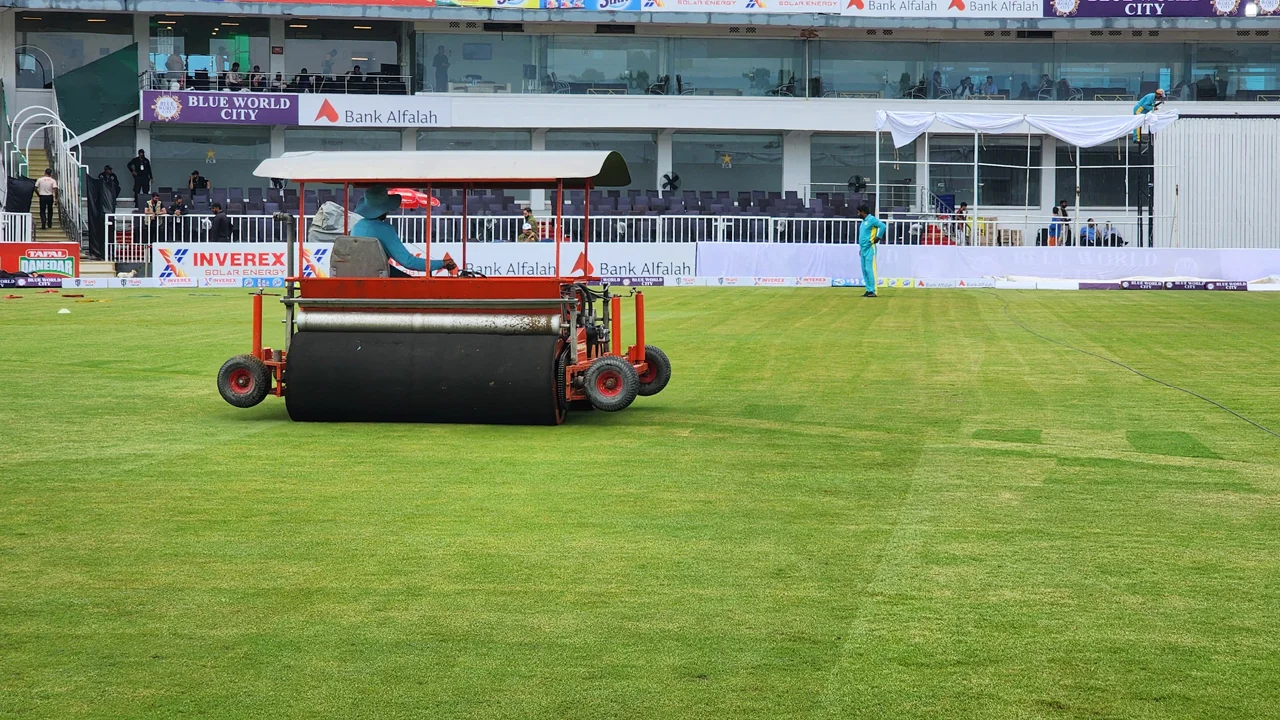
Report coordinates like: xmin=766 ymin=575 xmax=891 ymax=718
xmin=25 ymin=148 xmax=64 ymax=242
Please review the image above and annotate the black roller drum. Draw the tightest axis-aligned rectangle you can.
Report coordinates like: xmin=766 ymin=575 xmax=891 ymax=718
xmin=285 ymin=331 xmax=564 ymax=424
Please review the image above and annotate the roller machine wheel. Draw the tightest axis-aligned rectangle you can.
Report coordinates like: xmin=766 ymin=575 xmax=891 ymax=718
xmin=217 ymin=278 xmax=670 ymax=424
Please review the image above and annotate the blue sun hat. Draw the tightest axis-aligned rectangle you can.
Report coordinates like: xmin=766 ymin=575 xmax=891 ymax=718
xmin=354 ymin=185 xmax=402 ymax=219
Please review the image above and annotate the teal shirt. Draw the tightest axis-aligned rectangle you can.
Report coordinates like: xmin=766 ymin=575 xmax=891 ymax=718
xmin=1134 ymin=93 xmax=1157 ymax=114
xmin=858 ymin=214 xmax=887 ymax=248
xmin=350 ymin=216 xmax=446 ymax=274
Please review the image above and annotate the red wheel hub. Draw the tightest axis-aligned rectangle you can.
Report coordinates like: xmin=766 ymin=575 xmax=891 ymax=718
xmin=228 ymin=367 xmax=255 ymax=395
xmin=595 ymin=370 xmax=623 ymax=398
xmin=637 ymin=362 xmax=655 ymax=383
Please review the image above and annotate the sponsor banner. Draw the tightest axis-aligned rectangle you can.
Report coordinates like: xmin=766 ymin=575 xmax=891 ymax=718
xmin=201 ymin=277 xmax=252 ymax=287
xmin=797 ymin=277 xmax=832 ymax=287
xmin=957 ymin=278 xmax=997 ymax=288
xmin=297 ymin=94 xmax=451 ymax=128
xmin=601 ymin=276 xmax=665 ymax=286
xmin=666 ymin=275 xmax=704 ymax=286
xmin=0 ymin=243 xmax=80 ymax=278
xmin=697 ymin=244 xmax=1280 ymax=283
xmin=0 ymin=276 xmax=65 ymax=288
xmin=1043 ymin=0 xmax=1247 ymax=17
xmin=399 ymin=242 xmax=695 ymax=278
xmin=1119 ymin=279 xmax=1247 ymax=291
xmin=921 ymin=279 xmax=960 ymax=288
xmin=62 ymin=278 xmax=115 ymax=289
xmin=843 ymin=0 xmax=1041 ymax=18
xmin=142 ymin=90 xmax=299 ymax=125
xmin=152 ymin=243 xmax=333 ymax=280
xmin=832 ymin=277 xmax=865 ymax=288
xmin=158 ymin=277 xmax=199 ymax=288
xmin=1080 ymin=282 xmax=1121 ymax=290
xmin=754 ymin=276 xmax=798 ymax=287
xmin=878 ymin=277 xmax=916 ymax=288
xmin=646 ymin=0 xmax=844 ymax=11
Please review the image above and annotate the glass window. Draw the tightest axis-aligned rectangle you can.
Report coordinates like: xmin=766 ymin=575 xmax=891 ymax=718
xmin=285 ymin=128 xmax=402 ymax=152
xmin=16 ymin=12 xmax=133 ymax=89
xmin=1055 ymin=139 xmax=1148 ymax=208
xmin=935 ymin=42 xmax=1049 ymax=101
xmin=546 ymin=132 xmax=656 ymax=190
xmin=151 ymin=125 xmax=271 ymax=192
xmin=415 ymin=34 xmax=536 ymax=94
xmin=149 ymin=16 xmax=270 ymax=90
xmin=930 ymin=135 xmax=1042 ymax=208
xmin=671 ymin=39 xmax=803 ymax=98
xmin=286 ymin=20 xmax=401 ymax=84
xmin=812 ymin=41 xmax=931 ymax=99
xmin=671 ymin=133 xmax=782 ymax=195
xmin=813 ymin=133 xmax=919 ymax=210
xmin=546 ymin=36 xmax=659 ymax=95
xmin=1191 ymin=43 xmax=1280 ymax=101
xmin=416 ymin=130 xmax=531 ymax=151
xmin=1056 ymin=42 xmax=1188 ymax=101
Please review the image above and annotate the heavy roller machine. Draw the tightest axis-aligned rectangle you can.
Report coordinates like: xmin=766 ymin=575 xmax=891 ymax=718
xmin=215 ymin=151 xmax=670 ymax=424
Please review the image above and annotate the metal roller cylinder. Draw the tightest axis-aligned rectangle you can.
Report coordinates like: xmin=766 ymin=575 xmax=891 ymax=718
xmin=297 ymin=310 xmax=562 ymax=335
xmin=285 ymin=331 xmax=565 ymax=425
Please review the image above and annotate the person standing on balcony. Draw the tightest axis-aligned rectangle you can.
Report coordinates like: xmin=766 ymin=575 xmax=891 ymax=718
xmin=432 ymin=46 xmax=450 ymax=93
xmin=127 ymin=149 xmax=152 ymax=199
xmin=97 ymin=165 xmax=120 ymax=202
xmin=35 ymin=168 xmax=58 ymax=231
xmin=209 ymin=202 xmax=237 ymax=242
xmin=856 ymin=205 xmax=886 ymax=298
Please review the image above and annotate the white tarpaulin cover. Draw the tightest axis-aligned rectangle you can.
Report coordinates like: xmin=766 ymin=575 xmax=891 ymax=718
xmin=875 ymin=111 xmax=1179 ymax=149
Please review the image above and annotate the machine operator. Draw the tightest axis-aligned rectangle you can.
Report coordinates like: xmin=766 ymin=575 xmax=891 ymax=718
xmin=352 ymin=185 xmax=456 ymax=277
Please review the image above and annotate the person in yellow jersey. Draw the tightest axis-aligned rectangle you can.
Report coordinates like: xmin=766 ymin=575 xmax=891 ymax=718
xmin=856 ymin=204 xmax=887 ymax=298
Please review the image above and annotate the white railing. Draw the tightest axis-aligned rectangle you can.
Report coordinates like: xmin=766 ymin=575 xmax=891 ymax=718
xmin=1 ymin=211 xmax=33 ymax=242
xmin=101 ymin=210 xmax=1206 ymax=263
xmin=144 ymin=70 xmax=412 ymax=95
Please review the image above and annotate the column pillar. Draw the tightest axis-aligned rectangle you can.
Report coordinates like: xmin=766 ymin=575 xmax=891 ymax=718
xmin=270 ymin=126 xmax=285 ymax=157
xmin=530 ymin=128 xmax=546 ymax=211
xmin=401 ymin=127 xmax=415 ymax=152
xmin=781 ymin=130 xmax=811 ymax=201
xmin=269 ymin=18 xmax=286 ymax=78
xmin=134 ymin=15 xmax=150 ymax=80
xmin=656 ymin=130 xmax=673 ymax=197
xmin=0 ymin=11 xmax=16 ymax=123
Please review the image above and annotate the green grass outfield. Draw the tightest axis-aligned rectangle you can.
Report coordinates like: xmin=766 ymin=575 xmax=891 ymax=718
xmin=3 ymin=287 xmax=1280 ymax=719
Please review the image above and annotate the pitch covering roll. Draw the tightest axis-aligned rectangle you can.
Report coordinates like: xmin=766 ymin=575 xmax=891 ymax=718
xmin=285 ymin=331 xmax=564 ymax=424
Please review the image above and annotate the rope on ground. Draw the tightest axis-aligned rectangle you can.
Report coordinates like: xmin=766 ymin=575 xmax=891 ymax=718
xmin=981 ymin=290 xmax=1280 ymax=440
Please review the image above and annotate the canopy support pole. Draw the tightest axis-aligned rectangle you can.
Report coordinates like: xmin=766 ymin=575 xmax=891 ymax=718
xmin=461 ymin=183 xmax=469 ymax=272
xmin=297 ymin=181 xmax=305 ymax=279
xmin=972 ymin=132 xmax=979 ymax=246
xmin=424 ymin=182 xmax=432 ymax=273
xmin=1075 ymin=146 xmax=1081 ymax=246
xmin=1024 ymin=129 xmax=1032 ymax=244
xmin=874 ymin=129 xmax=880 ymax=215
xmin=583 ymin=179 xmax=592 ymax=272
xmin=555 ymin=179 xmax=564 ymax=277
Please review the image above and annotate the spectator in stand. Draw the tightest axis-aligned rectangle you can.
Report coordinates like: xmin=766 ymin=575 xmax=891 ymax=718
xmin=169 ymin=192 xmax=191 ymax=241
xmin=1057 ymin=200 xmax=1073 ymax=244
xmin=294 ymin=69 xmax=319 ymax=93
xmin=1056 ymin=78 xmax=1073 ymax=101
xmin=954 ymin=77 xmax=974 ymax=99
xmin=249 ymin=65 xmax=266 ymax=91
xmin=1037 ymin=74 xmax=1054 ymax=98
xmin=272 ymin=72 xmax=288 ymax=92
xmin=209 ymin=202 xmax=237 ymax=242
xmin=345 ymin=64 xmax=363 ymax=91
xmin=164 ymin=52 xmax=185 ymax=88
xmin=1080 ymin=218 xmax=1099 ymax=246
xmin=433 ymin=46 xmax=450 ymax=93
xmin=1017 ymin=81 xmax=1033 ymax=100
xmin=98 ymin=165 xmax=120 ymax=201
xmin=928 ymin=71 xmax=943 ymax=98
xmin=127 ymin=149 xmax=152 ymax=198
xmin=189 ymin=170 xmax=210 ymax=195
xmin=226 ymin=62 xmax=245 ymax=91
xmin=34 ymin=168 xmax=57 ymax=230
xmin=519 ymin=223 xmax=538 ymax=242
xmin=954 ymin=201 xmax=970 ymax=243
xmin=144 ymin=192 xmax=166 ymax=241
xmin=980 ymin=76 xmax=999 ymax=96
xmin=1048 ymin=206 xmax=1063 ymax=246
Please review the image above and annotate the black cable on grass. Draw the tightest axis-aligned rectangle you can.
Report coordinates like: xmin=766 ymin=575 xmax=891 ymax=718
xmin=982 ymin=291 xmax=1280 ymax=440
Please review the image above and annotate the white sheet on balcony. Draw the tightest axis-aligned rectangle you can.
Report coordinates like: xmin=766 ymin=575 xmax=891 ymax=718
xmin=875 ymin=110 xmax=1179 ymax=149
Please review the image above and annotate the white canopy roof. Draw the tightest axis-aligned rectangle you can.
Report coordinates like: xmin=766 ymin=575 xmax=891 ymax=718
xmin=875 ymin=111 xmax=1180 ymax=149
xmin=253 ymin=150 xmax=631 ymax=188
